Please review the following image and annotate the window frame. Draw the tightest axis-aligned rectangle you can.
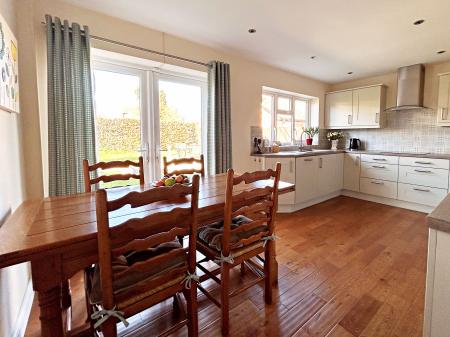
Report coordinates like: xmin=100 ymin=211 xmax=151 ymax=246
xmin=262 ymin=89 xmax=316 ymax=145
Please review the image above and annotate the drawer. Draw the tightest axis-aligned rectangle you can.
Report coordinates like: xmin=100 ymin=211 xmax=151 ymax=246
xmin=398 ymin=183 xmax=448 ymax=207
xmin=399 ymin=157 xmax=449 ymax=170
xmin=361 ymin=162 xmax=398 ymax=182
xmin=361 ymin=154 xmax=399 ymax=165
xmin=398 ymin=166 xmax=449 ymax=189
xmin=360 ymin=178 xmax=397 ymax=199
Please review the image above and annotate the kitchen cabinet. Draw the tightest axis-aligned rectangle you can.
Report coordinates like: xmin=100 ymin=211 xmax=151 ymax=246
xmin=295 ymin=156 xmax=319 ymax=203
xmin=317 ymin=154 xmax=344 ymax=196
xmin=325 ymin=85 xmax=385 ymax=129
xmin=264 ymin=157 xmax=296 ymax=205
xmin=343 ymin=153 xmax=360 ymax=192
xmin=437 ymin=74 xmax=450 ymax=126
xmin=325 ymin=90 xmax=353 ymax=128
xmin=250 ymin=156 xmax=264 ymax=171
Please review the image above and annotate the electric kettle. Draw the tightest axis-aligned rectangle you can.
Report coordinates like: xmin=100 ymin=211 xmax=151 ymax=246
xmin=349 ymin=138 xmax=361 ymax=150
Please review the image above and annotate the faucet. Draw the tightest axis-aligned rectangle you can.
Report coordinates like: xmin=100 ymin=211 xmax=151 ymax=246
xmin=298 ymin=131 xmax=312 ymax=152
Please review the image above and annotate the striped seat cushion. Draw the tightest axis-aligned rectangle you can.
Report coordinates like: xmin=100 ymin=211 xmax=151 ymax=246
xmin=87 ymin=240 xmax=187 ymax=305
xmin=197 ymin=215 xmax=268 ymax=251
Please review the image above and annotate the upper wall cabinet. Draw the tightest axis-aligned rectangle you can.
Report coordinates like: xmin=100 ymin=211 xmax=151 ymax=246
xmin=437 ymin=74 xmax=450 ymax=126
xmin=325 ymin=85 xmax=386 ymax=129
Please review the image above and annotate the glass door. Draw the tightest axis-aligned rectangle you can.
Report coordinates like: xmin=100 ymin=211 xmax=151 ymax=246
xmin=152 ymin=73 xmax=207 ymax=178
xmin=92 ymin=62 xmax=149 ymax=188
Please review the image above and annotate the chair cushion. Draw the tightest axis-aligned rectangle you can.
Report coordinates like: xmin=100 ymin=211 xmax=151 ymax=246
xmin=197 ymin=215 xmax=268 ymax=251
xmin=88 ymin=240 xmax=187 ymax=305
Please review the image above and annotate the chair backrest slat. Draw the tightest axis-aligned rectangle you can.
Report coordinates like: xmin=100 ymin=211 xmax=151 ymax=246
xmin=83 ymin=157 xmax=145 ymax=192
xmin=163 ymin=155 xmax=205 ymax=177
xmin=221 ymin=164 xmax=281 ymax=255
xmin=95 ymin=174 xmax=200 ymax=309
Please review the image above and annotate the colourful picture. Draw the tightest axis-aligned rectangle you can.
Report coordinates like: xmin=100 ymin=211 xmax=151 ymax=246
xmin=0 ymin=12 xmax=19 ymax=113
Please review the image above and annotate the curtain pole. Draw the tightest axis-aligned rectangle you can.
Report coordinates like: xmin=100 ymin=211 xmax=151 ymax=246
xmin=42 ymin=21 xmax=210 ymax=68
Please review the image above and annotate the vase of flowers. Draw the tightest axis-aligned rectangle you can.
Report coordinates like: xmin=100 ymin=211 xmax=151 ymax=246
xmin=303 ymin=127 xmax=319 ymax=145
xmin=327 ymin=131 xmax=344 ymax=150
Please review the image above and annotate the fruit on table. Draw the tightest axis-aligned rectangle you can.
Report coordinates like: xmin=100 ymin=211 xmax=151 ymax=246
xmin=155 ymin=174 xmax=190 ymax=187
xmin=164 ymin=177 xmax=176 ymax=186
xmin=175 ymin=175 xmax=184 ymax=183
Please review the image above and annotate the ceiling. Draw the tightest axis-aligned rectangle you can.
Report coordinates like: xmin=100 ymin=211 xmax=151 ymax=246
xmin=62 ymin=0 xmax=450 ymax=83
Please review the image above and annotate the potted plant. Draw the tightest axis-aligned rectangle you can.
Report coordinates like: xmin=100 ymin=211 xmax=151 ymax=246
xmin=303 ymin=127 xmax=319 ymax=145
xmin=327 ymin=131 xmax=344 ymax=150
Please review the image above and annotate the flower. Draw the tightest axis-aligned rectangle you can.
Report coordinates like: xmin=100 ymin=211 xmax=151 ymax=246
xmin=302 ymin=127 xmax=319 ymax=138
xmin=327 ymin=131 xmax=344 ymax=141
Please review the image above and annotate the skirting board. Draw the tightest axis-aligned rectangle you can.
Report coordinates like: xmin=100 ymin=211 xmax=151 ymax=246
xmin=278 ymin=191 xmax=341 ymax=213
xmin=12 ymin=279 xmax=34 ymax=337
xmin=341 ymin=190 xmax=433 ymax=214
xmin=278 ymin=189 xmax=434 ymax=214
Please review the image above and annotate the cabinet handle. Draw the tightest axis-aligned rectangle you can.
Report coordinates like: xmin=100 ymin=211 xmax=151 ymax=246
xmin=413 ymin=187 xmax=430 ymax=192
xmin=348 ymin=114 xmax=352 ymax=124
xmin=289 ymin=160 xmax=293 ymax=173
xmin=375 ymin=113 xmax=379 ymax=123
xmin=370 ymin=181 xmax=384 ymax=185
xmin=414 ymin=169 xmax=432 ymax=173
xmin=304 ymin=158 xmax=313 ymax=162
xmin=414 ymin=161 xmax=432 ymax=165
xmin=372 ymin=165 xmax=386 ymax=169
xmin=372 ymin=158 xmax=387 ymax=161
xmin=319 ymin=158 xmax=323 ymax=168
xmin=441 ymin=107 xmax=449 ymax=120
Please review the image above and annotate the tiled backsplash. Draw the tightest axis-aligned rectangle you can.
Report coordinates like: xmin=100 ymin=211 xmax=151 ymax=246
xmin=321 ymin=109 xmax=450 ymax=154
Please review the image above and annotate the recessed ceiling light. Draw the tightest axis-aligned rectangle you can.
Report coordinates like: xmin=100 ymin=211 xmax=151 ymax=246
xmin=347 ymin=72 xmax=353 ymax=75
xmin=310 ymin=56 xmax=316 ymax=59
xmin=413 ymin=19 xmax=425 ymax=25
xmin=248 ymin=28 xmax=256 ymax=34
xmin=437 ymin=50 xmax=446 ymax=54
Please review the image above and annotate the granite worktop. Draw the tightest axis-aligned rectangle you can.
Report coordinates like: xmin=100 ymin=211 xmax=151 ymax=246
xmin=251 ymin=149 xmax=450 ymax=160
xmin=428 ymin=194 xmax=450 ymax=233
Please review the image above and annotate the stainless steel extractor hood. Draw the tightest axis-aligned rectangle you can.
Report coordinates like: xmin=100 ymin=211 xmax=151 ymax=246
xmin=385 ymin=64 xmax=429 ymax=111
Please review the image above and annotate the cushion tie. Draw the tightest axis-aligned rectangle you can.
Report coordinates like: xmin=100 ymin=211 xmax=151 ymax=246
xmin=214 ymin=252 xmax=235 ymax=265
xmin=261 ymin=234 xmax=280 ymax=247
xmin=181 ymin=271 xmax=199 ymax=289
xmin=91 ymin=306 xmax=129 ymax=329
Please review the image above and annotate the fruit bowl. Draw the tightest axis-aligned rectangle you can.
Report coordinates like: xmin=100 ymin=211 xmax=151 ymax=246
xmin=152 ymin=174 xmax=191 ymax=187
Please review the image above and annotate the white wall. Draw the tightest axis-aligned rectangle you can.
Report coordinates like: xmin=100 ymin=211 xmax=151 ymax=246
xmin=0 ymin=0 xmax=31 ymax=336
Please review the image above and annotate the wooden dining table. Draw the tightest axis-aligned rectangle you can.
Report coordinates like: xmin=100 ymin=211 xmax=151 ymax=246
xmin=0 ymin=173 xmax=294 ymax=337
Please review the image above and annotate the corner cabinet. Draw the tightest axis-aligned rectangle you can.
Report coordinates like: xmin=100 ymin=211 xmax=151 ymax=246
xmin=437 ymin=74 xmax=450 ymax=126
xmin=325 ymin=85 xmax=386 ymax=129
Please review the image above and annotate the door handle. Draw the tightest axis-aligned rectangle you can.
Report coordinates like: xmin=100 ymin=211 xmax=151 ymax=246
xmin=414 ymin=161 xmax=432 ymax=165
xmin=370 ymin=181 xmax=384 ymax=185
xmin=348 ymin=115 xmax=352 ymax=125
xmin=289 ymin=160 xmax=293 ymax=173
xmin=371 ymin=165 xmax=386 ymax=169
xmin=441 ymin=107 xmax=449 ymax=120
xmin=319 ymin=157 xmax=323 ymax=168
xmin=413 ymin=187 xmax=430 ymax=192
xmin=304 ymin=158 xmax=313 ymax=162
xmin=414 ymin=169 xmax=432 ymax=173
xmin=372 ymin=158 xmax=387 ymax=161
xmin=375 ymin=113 xmax=379 ymax=123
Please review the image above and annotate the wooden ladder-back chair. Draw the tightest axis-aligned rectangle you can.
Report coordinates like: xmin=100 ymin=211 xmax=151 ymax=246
xmin=163 ymin=155 xmax=205 ymax=177
xmin=83 ymin=157 xmax=145 ymax=192
xmin=196 ymin=164 xmax=281 ymax=335
xmin=86 ymin=175 xmax=200 ymax=337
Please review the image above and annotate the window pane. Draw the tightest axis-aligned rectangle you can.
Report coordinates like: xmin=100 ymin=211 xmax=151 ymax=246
xmin=277 ymin=96 xmax=291 ymax=111
xmin=294 ymin=99 xmax=307 ymax=140
xmin=276 ymin=114 xmax=292 ymax=144
xmin=310 ymin=98 xmax=319 ymax=127
xmin=262 ymin=94 xmax=273 ymax=140
xmin=93 ymin=69 xmax=142 ymax=189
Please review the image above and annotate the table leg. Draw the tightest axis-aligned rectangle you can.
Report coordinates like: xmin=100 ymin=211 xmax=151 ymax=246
xmin=37 ymin=286 xmax=64 ymax=337
xmin=269 ymin=240 xmax=278 ymax=286
xmin=61 ymin=280 xmax=72 ymax=331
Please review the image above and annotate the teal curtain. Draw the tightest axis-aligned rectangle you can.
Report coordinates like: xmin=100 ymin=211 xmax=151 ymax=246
xmin=46 ymin=15 xmax=96 ymax=196
xmin=207 ymin=61 xmax=232 ymax=174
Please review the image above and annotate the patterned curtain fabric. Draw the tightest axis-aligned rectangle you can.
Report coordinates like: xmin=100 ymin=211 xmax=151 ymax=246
xmin=46 ymin=15 xmax=97 ymax=196
xmin=207 ymin=61 xmax=232 ymax=175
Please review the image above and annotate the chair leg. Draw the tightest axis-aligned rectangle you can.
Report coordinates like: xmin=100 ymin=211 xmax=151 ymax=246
xmin=240 ymin=262 xmax=246 ymax=276
xmin=264 ymin=243 xmax=273 ymax=305
xmin=221 ymin=263 xmax=230 ymax=336
xmin=184 ymin=285 xmax=198 ymax=337
xmin=100 ymin=318 xmax=117 ymax=337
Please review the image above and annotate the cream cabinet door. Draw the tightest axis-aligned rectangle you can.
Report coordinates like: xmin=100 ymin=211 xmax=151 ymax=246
xmin=343 ymin=153 xmax=361 ymax=192
xmin=437 ymin=74 xmax=450 ymax=126
xmin=265 ymin=157 xmax=296 ymax=205
xmin=317 ymin=154 xmax=344 ymax=195
xmin=325 ymin=91 xmax=353 ymax=128
xmin=295 ymin=156 xmax=319 ymax=203
xmin=352 ymin=86 xmax=383 ymax=127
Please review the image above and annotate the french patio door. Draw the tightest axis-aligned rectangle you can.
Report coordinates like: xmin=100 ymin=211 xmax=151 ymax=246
xmin=92 ymin=61 xmax=206 ymax=185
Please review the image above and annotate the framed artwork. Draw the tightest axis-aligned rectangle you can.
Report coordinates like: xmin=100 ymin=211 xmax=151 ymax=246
xmin=0 ymin=12 xmax=19 ymax=113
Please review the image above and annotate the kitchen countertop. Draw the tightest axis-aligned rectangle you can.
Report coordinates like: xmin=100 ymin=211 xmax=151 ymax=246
xmin=428 ymin=194 xmax=450 ymax=233
xmin=251 ymin=149 xmax=450 ymax=160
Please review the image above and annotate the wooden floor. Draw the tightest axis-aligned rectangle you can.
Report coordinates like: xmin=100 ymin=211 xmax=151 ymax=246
xmin=24 ymin=196 xmax=428 ymax=337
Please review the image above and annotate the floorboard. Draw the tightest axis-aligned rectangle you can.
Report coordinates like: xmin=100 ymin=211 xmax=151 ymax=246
xmin=24 ymin=196 xmax=427 ymax=336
